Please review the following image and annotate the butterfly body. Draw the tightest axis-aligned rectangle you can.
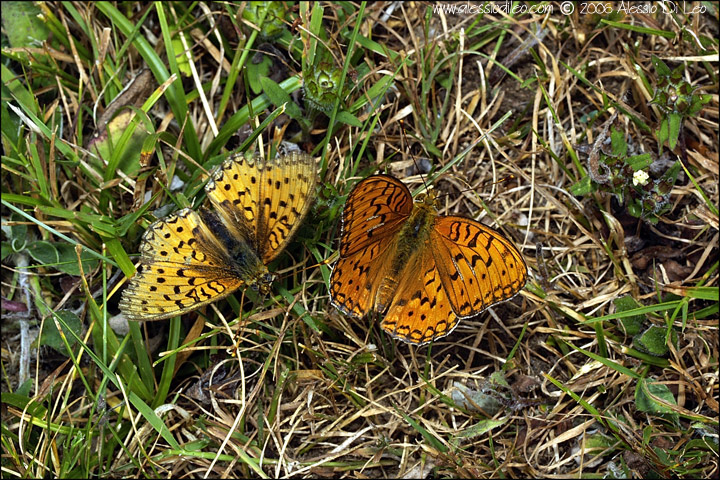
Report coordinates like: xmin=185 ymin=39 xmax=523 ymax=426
xmin=196 ymin=207 xmax=274 ymax=295
xmin=393 ymin=193 xmax=436 ymax=261
xmin=375 ymin=192 xmax=437 ymax=312
xmin=120 ymin=152 xmax=316 ymax=321
xmin=330 ymin=174 xmax=527 ymax=345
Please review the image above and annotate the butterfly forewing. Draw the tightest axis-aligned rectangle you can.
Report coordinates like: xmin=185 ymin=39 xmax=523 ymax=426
xmin=256 ymin=153 xmax=317 ymax=262
xmin=119 ymin=209 xmax=248 ymax=321
xmin=338 ymin=175 xmax=413 ymax=256
xmin=206 ymin=152 xmax=317 ymax=264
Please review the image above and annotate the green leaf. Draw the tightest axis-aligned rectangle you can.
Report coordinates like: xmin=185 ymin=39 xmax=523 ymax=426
xmin=38 ymin=310 xmax=83 ymax=354
xmin=583 ymin=431 xmax=617 ymax=452
xmin=667 ymin=112 xmax=682 ymax=150
xmin=247 ymin=54 xmax=272 ymax=94
xmin=54 ymin=243 xmax=100 ymax=276
xmin=422 ymin=139 xmax=443 ymax=158
xmin=1 ymin=242 xmax=13 ymax=261
xmin=688 ymin=93 xmax=713 ymax=116
xmin=346 ymin=33 xmax=401 ymax=61
xmin=1 ymin=1 xmax=51 ymax=48
xmin=627 ymin=153 xmax=653 ymax=171
xmin=259 ymin=77 xmax=302 ymax=120
xmin=569 ymin=175 xmax=594 ymax=196
xmin=610 ymin=128 xmax=627 ymax=157
xmin=2 ymin=63 xmax=37 ymax=118
xmin=309 ymin=3 xmax=325 ymax=41
xmin=634 ymin=325 xmax=677 ymax=357
xmin=635 ymin=377 xmax=679 ymax=424
xmin=679 ymin=286 xmax=719 ymax=301
xmin=628 ymin=199 xmax=645 ymax=219
xmin=2 ymin=391 xmax=48 ymax=416
xmin=25 ymin=240 xmax=100 ymax=275
xmin=455 ymin=417 xmax=508 ymax=439
xmin=88 ymin=108 xmax=153 ymax=177
xmin=105 ymin=237 xmax=136 ymax=278
xmin=335 ymin=110 xmax=362 ymax=127
xmin=350 ymin=75 xmax=393 ymax=112
xmin=662 ymin=160 xmax=682 ymax=187
xmin=651 ymin=55 xmax=672 ymax=76
xmin=171 ymin=35 xmax=192 ymax=77
xmin=614 ymin=295 xmax=645 ymax=336
xmin=657 ymin=117 xmax=669 ymax=150
xmin=26 ymin=240 xmax=60 ymax=266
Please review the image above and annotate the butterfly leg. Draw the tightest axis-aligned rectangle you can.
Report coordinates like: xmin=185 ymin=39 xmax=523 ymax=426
xmin=374 ymin=276 xmax=398 ymax=314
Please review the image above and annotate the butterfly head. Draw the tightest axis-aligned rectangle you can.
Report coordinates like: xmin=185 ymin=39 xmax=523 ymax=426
xmin=251 ymin=271 xmax=275 ymax=296
xmin=416 ymin=187 xmax=440 ymax=210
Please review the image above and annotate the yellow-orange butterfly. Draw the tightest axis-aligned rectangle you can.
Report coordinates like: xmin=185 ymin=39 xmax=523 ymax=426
xmin=329 ymin=174 xmax=527 ymax=345
xmin=120 ymin=152 xmax=316 ymax=321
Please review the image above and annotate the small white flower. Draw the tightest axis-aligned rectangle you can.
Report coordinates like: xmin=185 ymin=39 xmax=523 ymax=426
xmin=633 ymin=170 xmax=650 ymax=186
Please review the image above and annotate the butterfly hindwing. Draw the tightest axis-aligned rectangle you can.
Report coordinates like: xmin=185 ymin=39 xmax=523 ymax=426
xmin=380 ymin=242 xmax=459 ymax=344
xmin=329 ymin=236 xmax=398 ymax=318
xmin=119 ymin=208 xmax=249 ymax=321
xmin=431 ymin=216 xmax=528 ymax=317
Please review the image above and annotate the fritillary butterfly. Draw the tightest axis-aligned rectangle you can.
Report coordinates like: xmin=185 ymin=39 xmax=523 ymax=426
xmin=120 ymin=152 xmax=316 ymax=321
xmin=329 ymin=174 xmax=527 ymax=345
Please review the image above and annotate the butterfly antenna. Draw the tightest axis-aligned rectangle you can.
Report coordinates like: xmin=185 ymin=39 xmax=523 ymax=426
xmin=273 ymin=250 xmax=331 ymax=280
xmin=399 ymin=119 xmax=431 ymax=194
xmin=483 ymin=173 xmax=518 ymax=202
xmin=435 ymin=173 xmax=518 ymax=205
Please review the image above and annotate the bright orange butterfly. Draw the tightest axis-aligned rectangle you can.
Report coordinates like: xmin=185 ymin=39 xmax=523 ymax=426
xmin=120 ymin=152 xmax=316 ymax=321
xmin=329 ymin=174 xmax=527 ymax=345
